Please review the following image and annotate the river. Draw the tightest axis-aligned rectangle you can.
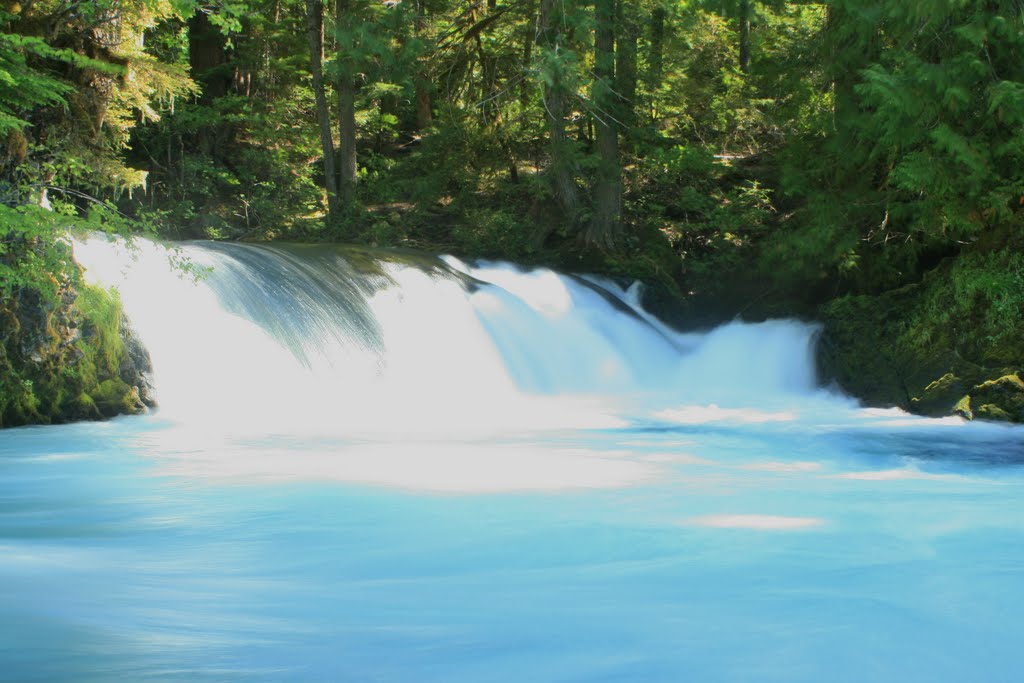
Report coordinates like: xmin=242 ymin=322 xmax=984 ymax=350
xmin=1 ymin=238 xmax=1022 ymax=681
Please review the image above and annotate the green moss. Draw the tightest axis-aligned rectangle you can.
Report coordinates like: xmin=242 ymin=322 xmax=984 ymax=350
xmin=90 ymin=378 xmax=139 ymax=417
xmin=75 ymin=284 xmax=127 ymax=378
xmin=70 ymin=286 xmax=145 ymax=419
xmin=967 ymin=374 xmax=1024 ymax=423
xmin=904 ymin=251 xmax=1024 ymax=366
xmin=1 ymin=282 xmax=146 ymax=428
xmin=953 ymin=395 xmax=973 ymax=420
xmin=976 ymin=404 xmax=1011 ymax=421
xmin=911 ymin=373 xmax=972 ymax=417
xmin=818 ymin=249 xmax=1024 ymax=422
xmin=818 ymin=286 xmax=922 ymax=408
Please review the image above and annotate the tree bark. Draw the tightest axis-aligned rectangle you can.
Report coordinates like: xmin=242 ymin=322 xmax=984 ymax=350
xmin=646 ymin=6 xmax=666 ymax=120
xmin=615 ymin=0 xmax=638 ymax=137
xmin=520 ymin=0 xmax=536 ymax=108
xmin=538 ymin=0 xmax=580 ymax=220
xmin=584 ymin=0 xmax=621 ymax=248
xmin=738 ymin=0 xmax=751 ymax=74
xmin=188 ymin=12 xmax=230 ymax=103
xmin=414 ymin=0 xmax=433 ymax=129
xmin=305 ymin=0 xmax=339 ymax=218
xmin=336 ymin=0 xmax=358 ymax=204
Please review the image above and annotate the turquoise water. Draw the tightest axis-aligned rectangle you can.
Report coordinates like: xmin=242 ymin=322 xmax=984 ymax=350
xmin=2 ymin=239 xmax=1022 ymax=681
xmin=2 ymin=414 xmax=1023 ymax=681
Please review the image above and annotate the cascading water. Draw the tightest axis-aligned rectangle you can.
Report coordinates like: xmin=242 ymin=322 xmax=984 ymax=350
xmin=3 ymin=235 xmax=1023 ymax=682
xmin=71 ymin=235 xmax=832 ymax=437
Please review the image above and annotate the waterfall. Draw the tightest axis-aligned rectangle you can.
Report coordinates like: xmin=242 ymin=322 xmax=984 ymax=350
xmin=72 ymin=236 xmax=829 ymax=435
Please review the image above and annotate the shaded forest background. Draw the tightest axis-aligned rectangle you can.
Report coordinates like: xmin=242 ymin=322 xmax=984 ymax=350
xmin=2 ymin=0 xmax=1023 ymax=423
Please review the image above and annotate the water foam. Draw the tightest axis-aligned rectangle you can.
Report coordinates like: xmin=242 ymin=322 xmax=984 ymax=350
xmin=73 ymin=235 xmax=840 ymax=439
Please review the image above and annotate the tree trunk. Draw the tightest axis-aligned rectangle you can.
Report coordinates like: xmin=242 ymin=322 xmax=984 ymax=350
xmin=615 ymin=0 xmax=638 ymax=138
xmin=414 ymin=0 xmax=432 ymax=129
xmin=584 ymin=0 xmax=621 ymax=248
xmin=305 ymin=0 xmax=339 ymax=218
xmin=188 ymin=12 xmax=230 ymax=103
xmin=336 ymin=0 xmax=358 ymax=204
xmin=520 ymin=0 xmax=536 ymax=108
xmin=738 ymin=0 xmax=751 ymax=74
xmin=473 ymin=20 xmax=498 ymax=125
xmin=646 ymin=6 xmax=666 ymax=120
xmin=538 ymin=0 xmax=580 ymax=220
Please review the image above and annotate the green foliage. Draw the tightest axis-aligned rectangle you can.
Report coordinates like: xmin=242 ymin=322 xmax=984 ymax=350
xmin=779 ymin=0 xmax=1024 ymax=292
xmin=451 ymin=209 xmax=538 ymax=261
xmin=819 ymin=243 xmax=1024 ymax=419
xmin=0 ymin=275 xmax=143 ymax=427
xmin=629 ymin=142 xmax=779 ymax=308
xmin=0 ymin=204 xmax=78 ymax=299
xmin=0 ymin=29 xmax=73 ymax=135
xmin=906 ymin=250 xmax=1024 ymax=364
xmin=75 ymin=285 xmax=126 ymax=376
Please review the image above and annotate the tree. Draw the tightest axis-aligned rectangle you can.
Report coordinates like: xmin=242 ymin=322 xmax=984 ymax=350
xmin=537 ymin=0 xmax=582 ymax=222
xmin=335 ymin=0 xmax=358 ymax=203
xmin=306 ymin=0 xmax=340 ymax=218
xmin=645 ymin=4 xmax=667 ymax=120
xmin=738 ymin=0 xmax=750 ymax=73
xmin=584 ymin=0 xmax=622 ymax=247
xmin=1 ymin=1 xmax=197 ymax=210
xmin=615 ymin=0 xmax=640 ymax=135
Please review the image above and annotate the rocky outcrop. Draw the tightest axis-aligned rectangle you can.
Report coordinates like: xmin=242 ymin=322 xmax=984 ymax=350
xmin=817 ymin=253 xmax=1024 ymax=423
xmin=955 ymin=375 xmax=1024 ymax=422
xmin=0 ymin=277 xmax=155 ymax=428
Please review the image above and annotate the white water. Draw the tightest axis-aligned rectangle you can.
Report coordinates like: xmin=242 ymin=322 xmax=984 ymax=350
xmin=1 ymin=236 xmax=1022 ymax=681
xmin=71 ymin=238 xmax=831 ymax=442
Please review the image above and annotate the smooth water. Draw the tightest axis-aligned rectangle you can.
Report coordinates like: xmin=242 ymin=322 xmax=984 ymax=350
xmin=2 ymin=239 xmax=1023 ymax=682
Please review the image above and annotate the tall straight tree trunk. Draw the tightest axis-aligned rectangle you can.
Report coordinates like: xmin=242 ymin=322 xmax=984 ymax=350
xmin=646 ymin=6 xmax=666 ymax=120
xmin=520 ymin=0 xmax=537 ymax=108
xmin=336 ymin=0 xmax=358 ymax=204
xmin=305 ymin=0 xmax=339 ymax=218
xmin=615 ymin=0 xmax=638 ymax=139
xmin=472 ymin=5 xmax=499 ymax=125
xmin=414 ymin=0 xmax=432 ymax=129
xmin=584 ymin=0 xmax=622 ymax=248
xmin=188 ymin=12 xmax=230 ymax=103
xmin=538 ymin=0 xmax=580 ymax=221
xmin=738 ymin=0 xmax=751 ymax=73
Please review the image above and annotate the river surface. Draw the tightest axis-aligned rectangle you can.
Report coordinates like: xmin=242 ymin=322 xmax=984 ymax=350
xmin=1 ymin=239 xmax=1022 ymax=681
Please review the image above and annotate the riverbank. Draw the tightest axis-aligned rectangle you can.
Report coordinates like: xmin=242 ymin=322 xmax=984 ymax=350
xmin=0 ymin=238 xmax=153 ymax=427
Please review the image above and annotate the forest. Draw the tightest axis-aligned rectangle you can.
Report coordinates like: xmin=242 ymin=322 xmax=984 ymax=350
xmin=1 ymin=0 xmax=1023 ymax=424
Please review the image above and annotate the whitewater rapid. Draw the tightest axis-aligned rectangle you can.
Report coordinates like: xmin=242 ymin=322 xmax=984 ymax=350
xmin=71 ymin=237 xmax=837 ymax=434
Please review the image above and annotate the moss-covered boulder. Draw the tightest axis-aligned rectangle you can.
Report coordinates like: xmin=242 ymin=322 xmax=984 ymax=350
xmin=0 ymin=280 xmax=155 ymax=428
xmin=817 ymin=285 xmax=919 ymax=409
xmin=817 ymin=249 xmax=1024 ymax=423
xmin=909 ymin=371 xmax=981 ymax=417
xmin=963 ymin=374 xmax=1024 ymax=423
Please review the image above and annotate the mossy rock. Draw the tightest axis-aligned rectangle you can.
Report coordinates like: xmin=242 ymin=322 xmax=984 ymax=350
xmin=911 ymin=373 xmax=973 ymax=417
xmin=91 ymin=378 xmax=145 ymax=418
xmin=953 ymin=394 xmax=974 ymax=420
xmin=967 ymin=374 xmax=1024 ymax=423
xmin=816 ymin=249 xmax=1024 ymax=423
xmin=1 ymin=280 xmax=154 ymax=428
xmin=817 ymin=286 xmax=923 ymax=408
